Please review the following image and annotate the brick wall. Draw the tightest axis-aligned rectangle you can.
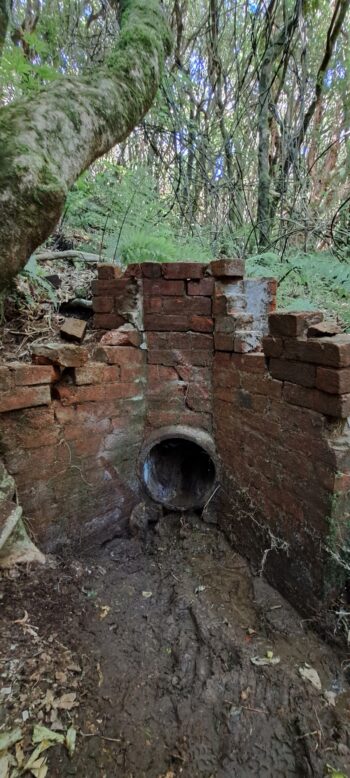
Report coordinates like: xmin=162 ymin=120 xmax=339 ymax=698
xmin=0 ymin=260 xmax=350 ymax=615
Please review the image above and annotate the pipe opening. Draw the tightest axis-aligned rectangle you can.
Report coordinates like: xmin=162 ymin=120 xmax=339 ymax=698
xmin=141 ymin=434 xmax=217 ymax=511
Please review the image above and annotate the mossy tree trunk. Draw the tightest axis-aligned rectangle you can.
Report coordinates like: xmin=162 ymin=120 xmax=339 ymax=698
xmin=0 ymin=0 xmax=171 ymax=289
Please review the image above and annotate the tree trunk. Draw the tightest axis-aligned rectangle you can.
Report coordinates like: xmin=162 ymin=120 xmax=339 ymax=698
xmin=0 ymin=0 xmax=171 ymax=288
xmin=0 ymin=0 xmax=8 ymax=58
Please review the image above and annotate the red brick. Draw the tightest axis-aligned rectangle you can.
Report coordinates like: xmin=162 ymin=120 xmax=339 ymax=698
xmin=92 ymin=296 xmax=114 ymax=313
xmin=97 ymin=264 xmax=122 ymax=280
xmin=269 ymin=311 xmax=323 ymax=338
xmin=92 ymin=279 xmax=132 ymax=295
xmin=100 ymin=326 xmax=142 ymax=347
xmin=269 ymin=358 xmax=316 ymax=387
xmin=147 ymin=350 xmax=213 ymax=367
xmin=176 ymin=365 xmax=211 ymax=383
xmin=284 ymin=335 xmax=350 ymax=367
xmin=94 ymin=345 xmax=145 ymax=366
xmin=60 ymin=318 xmax=87 ymax=343
xmin=141 ymin=262 xmax=162 ymax=278
xmin=54 ymin=382 xmax=138 ymax=405
xmin=124 ymin=263 xmax=143 ymax=278
xmin=162 ymin=296 xmax=211 ymax=315
xmin=189 ymin=316 xmax=213 ymax=333
xmin=93 ymin=313 xmax=126 ymax=330
xmin=214 ymin=333 xmax=235 ymax=351
xmin=144 ymin=314 xmax=189 ymax=331
xmin=143 ymin=279 xmax=185 ymax=296
xmin=212 ymin=294 xmax=227 ymax=316
xmin=31 ymin=343 xmax=88 ymax=368
xmin=186 ymin=384 xmax=211 ymax=413
xmin=316 ymin=366 xmax=350 ymax=394
xmin=144 ymin=296 xmax=163 ymax=313
xmin=283 ymin=382 xmax=350 ymax=417
xmin=187 ymin=278 xmax=214 ymax=296
xmin=0 ymin=385 xmax=51 ymax=413
xmin=146 ymin=331 xmax=213 ymax=350
xmin=210 ymin=258 xmax=245 ymax=278
xmin=161 ymin=262 xmax=205 ymax=279
xmin=262 ymin=336 xmax=283 ymax=358
xmin=74 ymin=363 xmax=120 ymax=385
xmin=240 ymin=372 xmax=282 ymax=399
xmin=146 ymin=409 xmax=211 ymax=431
xmin=120 ymin=364 xmax=145 ymax=382
xmin=147 ymin=365 xmax=178 ymax=383
xmin=8 ymin=363 xmax=59 ymax=386
xmin=234 ymin=331 xmax=261 ymax=353
xmin=230 ymin=353 xmax=266 ymax=373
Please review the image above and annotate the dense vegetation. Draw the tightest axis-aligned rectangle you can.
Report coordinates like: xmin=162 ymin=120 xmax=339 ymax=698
xmin=1 ymin=0 xmax=350 ymax=321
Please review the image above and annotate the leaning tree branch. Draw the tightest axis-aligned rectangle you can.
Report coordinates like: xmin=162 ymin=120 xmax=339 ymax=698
xmin=0 ymin=0 xmax=172 ymax=289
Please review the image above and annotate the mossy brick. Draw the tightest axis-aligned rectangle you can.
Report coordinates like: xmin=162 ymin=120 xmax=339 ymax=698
xmin=161 ymin=262 xmax=205 ymax=279
xmin=269 ymin=311 xmax=323 ymax=337
xmin=284 ymin=335 xmax=350 ymax=367
xmin=74 ymin=363 xmax=121 ymax=385
xmin=269 ymin=358 xmax=316 ymax=388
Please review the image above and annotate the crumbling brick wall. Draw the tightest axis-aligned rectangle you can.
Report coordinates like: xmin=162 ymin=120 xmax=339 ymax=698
xmin=0 ymin=259 xmax=349 ymax=615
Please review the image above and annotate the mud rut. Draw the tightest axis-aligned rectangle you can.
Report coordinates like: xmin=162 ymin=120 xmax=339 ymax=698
xmin=1 ymin=513 xmax=350 ymax=777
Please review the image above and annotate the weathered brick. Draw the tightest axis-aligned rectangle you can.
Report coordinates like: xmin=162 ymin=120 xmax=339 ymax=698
xmin=147 ymin=409 xmax=212 ymax=431
xmin=187 ymin=278 xmax=214 ymax=296
xmin=144 ymin=313 xmax=189 ymax=332
xmin=120 ymin=364 xmax=145 ymax=382
xmin=60 ymin=318 xmax=87 ymax=343
xmin=124 ymin=263 xmax=143 ymax=278
xmin=0 ymin=385 xmax=51 ymax=413
xmin=92 ymin=296 xmax=114 ymax=313
xmin=186 ymin=384 xmax=212 ymax=413
xmin=231 ymin=353 xmax=266 ymax=373
xmin=189 ymin=316 xmax=213 ymax=333
xmin=147 ymin=349 xmax=213 ymax=367
xmin=92 ymin=279 xmax=132 ymax=295
xmin=269 ymin=311 xmax=323 ymax=337
xmin=214 ymin=333 xmax=235 ymax=351
xmin=284 ymin=335 xmax=350 ymax=367
xmin=316 ymin=366 xmax=350 ymax=394
xmin=74 ymin=363 xmax=120 ymax=385
xmin=283 ymin=381 xmax=350 ymax=417
xmin=93 ymin=313 xmax=126 ymax=329
xmin=144 ymin=297 xmax=163 ymax=313
xmin=97 ymin=264 xmax=122 ymax=280
xmin=146 ymin=331 xmax=213 ymax=350
xmin=147 ymin=365 xmax=179 ymax=383
xmin=269 ymin=358 xmax=316 ymax=387
xmin=100 ymin=325 xmax=142 ymax=347
xmin=161 ymin=262 xmax=205 ymax=279
xmin=143 ymin=279 xmax=185 ymax=296
xmin=262 ymin=336 xmax=283 ymax=358
xmin=54 ymin=382 xmax=138 ymax=405
xmin=308 ymin=321 xmax=342 ymax=338
xmin=162 ymin=296 xmax=211 ymax=315
xmin=10 ymin=363 xmax=60 ymax=386
xmin=141 ymin=262 xmax=162 ymax=278
xmin=210 ymin=259 xmax=245 ymax=278
xmin=240 ymin=372 xmax=282 ymax=399
xmin=31 ymin=343 xmax=89 ymax=368
xmin=234 ymin=331 xmax=261 ymax=353
xmin=94 ymin=345 xmax=145 ymax=366
xmin=176 ymin=365 xmax=211 ymax=384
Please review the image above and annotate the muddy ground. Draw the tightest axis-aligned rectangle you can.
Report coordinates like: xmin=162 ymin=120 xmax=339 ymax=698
xmin=1 ymin=513 xmax=350 ymax=777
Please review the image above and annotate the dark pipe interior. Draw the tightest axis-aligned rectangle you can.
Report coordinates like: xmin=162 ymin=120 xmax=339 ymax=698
xmin=142 ymin=437 xmax=216 ymax=510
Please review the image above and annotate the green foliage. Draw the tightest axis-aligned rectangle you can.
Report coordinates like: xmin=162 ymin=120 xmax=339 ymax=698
xmin=21 ymin=255 xmax=58 ymax=305
xmin=246 ymin=251 xmax=350 ymax=330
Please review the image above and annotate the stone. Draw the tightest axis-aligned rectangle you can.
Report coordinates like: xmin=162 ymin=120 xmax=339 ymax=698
xmin=31 ymin=343 xmax=89 ymax=368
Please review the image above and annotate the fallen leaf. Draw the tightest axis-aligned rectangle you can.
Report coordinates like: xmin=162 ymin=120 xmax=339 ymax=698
xmin=142 ymin=591 xmax=153 ymax=599
xmin=298 ymin=665 xmax=322 ymax=691
xmin=0 ymin=729 xmax=23 ymax=751
xmin=0 ymin=754 xmax=9 ymax=778
xmin=53 ymin=693 xmax=78 ymax=710
xmin=29 ymin=756 xmax=48 ymax=778
xmin=23 ymin=742 xmax=52 ymax=772
xmin=65 ymin=726 xmax=77 ymax=758
xmin=32 ymin=725 xmax=64 ymax=744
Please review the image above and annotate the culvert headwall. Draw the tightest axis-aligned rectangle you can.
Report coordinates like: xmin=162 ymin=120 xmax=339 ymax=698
xmin=0 ymin=259 xmax=350 ymax=616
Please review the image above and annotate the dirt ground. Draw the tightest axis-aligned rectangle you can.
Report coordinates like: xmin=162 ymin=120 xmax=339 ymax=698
xmin=1 ymin=513 xmax=350 ymax=777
